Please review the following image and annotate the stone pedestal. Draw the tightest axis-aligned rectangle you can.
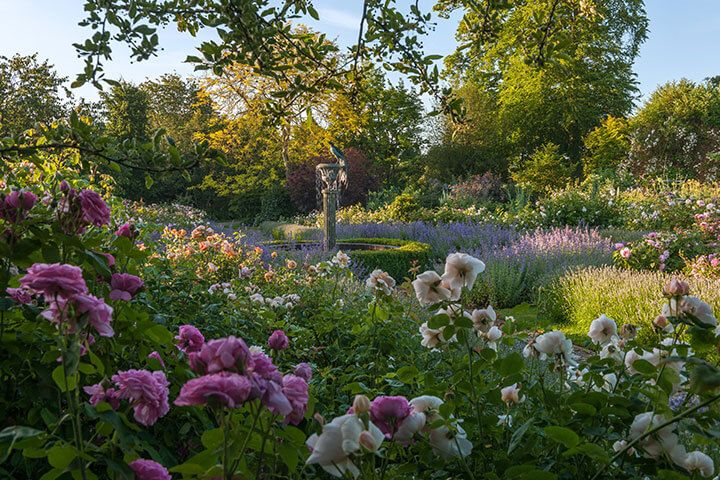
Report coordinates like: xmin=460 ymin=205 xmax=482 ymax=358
xmin=322 ymin=190 xmax=337 ymax=251
xmin=316 ymin=162 xmax=342 ymax=252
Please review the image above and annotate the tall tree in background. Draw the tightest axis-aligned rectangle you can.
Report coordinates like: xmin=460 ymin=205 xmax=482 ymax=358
xmin=437 ymin=0 xmax=648 ymax=176
xmin=100 ymin=76 xmax=220 ymax=205
xmin=100 ymin=81 xmax=149 ymax=141
xmin=0 ymin=54 xmax=71 ymax=136
xmin=627 ymin=79 xmax=720 ymax=180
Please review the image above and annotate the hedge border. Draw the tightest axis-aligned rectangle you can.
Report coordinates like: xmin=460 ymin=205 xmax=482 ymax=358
xmin=268 ymin=237 xmax=432 ymax=281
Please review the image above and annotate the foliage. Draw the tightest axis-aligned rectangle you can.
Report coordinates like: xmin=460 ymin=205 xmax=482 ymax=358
xmin=73 ymin=0 xmax=461 ymax=119
xmin=582 ymin=116 xmax=631 ymax=176
xmin=438 ymin=0 xmax=647 ymax=168
xmin=468 ymin=227 xmax=612 ymax=308
xmin=628 ymin=79 xmax=720 ymax=180
xmin=340 ymin=238 xmax=432 ymax=282
xmin=510 ymin=142 xmax=576 ymax=194
xmin=286 ymin=148 xmax=378 ymax=213
xmin=0 ymin=54 xmax=71 ymax=136
xmin=445 ymin=172 xmax=506 ymax=207
xmin=612 ymin=203 xmax=720 ymax=273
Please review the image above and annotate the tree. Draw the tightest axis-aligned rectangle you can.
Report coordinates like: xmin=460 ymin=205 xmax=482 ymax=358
xmin=73 ymin=0 xmax=459 ymax=119
xmin=582 ymin=116 xmax=630 ymax=176
xmin=0 ymin=54 xmax=71 ymax=136
xmin=99 ymin=77 xmax=222 ymax=206
xmin=325 ymin=69 xmax=425 ymax=186
xmin=437 ymin=0 xmax=648 ymax=171
xmin=627 ymin=79 xmax=720 ymax=180
xmin=100 ymin=81 xmax=149 ymax=141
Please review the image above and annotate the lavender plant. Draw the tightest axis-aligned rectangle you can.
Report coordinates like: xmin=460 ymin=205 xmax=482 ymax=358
xmin=467 ymin=227 xmax=613 ymax=308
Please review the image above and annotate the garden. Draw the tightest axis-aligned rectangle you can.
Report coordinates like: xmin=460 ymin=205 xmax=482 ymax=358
xmin=2 ymin=1 xmax=720 ymax=479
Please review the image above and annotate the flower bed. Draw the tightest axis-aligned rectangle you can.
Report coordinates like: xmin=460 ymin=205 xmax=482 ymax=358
xmin=2 ymin=177 xmax=720 ymax=479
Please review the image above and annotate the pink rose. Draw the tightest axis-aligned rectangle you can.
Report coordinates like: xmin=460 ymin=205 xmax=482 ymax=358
xmin=20 ymin=263 xmax=88 ymax=298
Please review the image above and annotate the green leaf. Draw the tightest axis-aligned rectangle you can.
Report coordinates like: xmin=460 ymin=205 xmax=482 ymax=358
xmin=454 ymin=315 xmax=473 ymax=329
xmin=396 ymin=366 xmax=419 ymax=384
xmin=144 ymin=174 xmax=154 ymax=189
xmin=201 ymin=428 xmax=223 ymax=449
xmin=631 ymin=359 xmax=656 ymax=375
xmin=143 ymin=324 xmax=174 ymax=345
xmin=0 ymin=426 xmax=43 ymax=444
xmin=279 ymin=442 xmax=299 ymax=470
xmin=497 ymin=352 xmax=524 ymax=377
xmin=543 ymin=426 xmax=579 ymax=449
xmin=564 ymin=442 xmax=610 ymax=462
xmin=571 ymin=403 xmax=597 ymax=416
xmin=508 ymin=419 xmax=534 ymax=455
xmin=428 ymin=314 xmax=449 ymax=329
xmin=47 ymin=444 xmax=77 ymax=470
xmin=52 ymin=365 xmax=78 ymax=393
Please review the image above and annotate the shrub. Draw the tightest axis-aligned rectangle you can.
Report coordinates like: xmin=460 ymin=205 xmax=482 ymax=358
xmin=286 ymin=147 xmax=378 ymax=213
xmin=582 ymin=115 xmax=630 ymax=176
xmin=380 ymin=193 xmax=426 ymax=222
xmin=515 ymin=182 xmax=623 ymax=229
xmin=467 ymin=227 xmax=612 ymax=308
xmin=627 ymin=78 xmax=720 ymax=180
xmin=340 ymin=237 xmax=432 ymax=281
xmin=539 ymin=265 xmax=720 ymax=344
xmin=510 ymin=142 xmax=576 ymax=194
xmin=445 ymin=172 xmax=506 ymax=207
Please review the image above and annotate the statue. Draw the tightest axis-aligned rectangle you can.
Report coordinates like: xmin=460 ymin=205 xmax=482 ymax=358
xmin=315 ymin=143 xmax=348 ymax=251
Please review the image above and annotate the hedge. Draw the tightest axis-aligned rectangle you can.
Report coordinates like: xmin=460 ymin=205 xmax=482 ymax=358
xmin=266 ymin=237 xmax=432 ymax=282
xmin=338 ymin=237 xmax=433 ymax=281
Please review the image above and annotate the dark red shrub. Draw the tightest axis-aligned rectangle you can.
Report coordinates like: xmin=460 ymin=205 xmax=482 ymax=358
xmin=286 ymin=148 xmax=378 ymax=213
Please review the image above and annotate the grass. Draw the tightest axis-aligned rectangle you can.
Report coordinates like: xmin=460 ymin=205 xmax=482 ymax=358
xmin=539 ymin=266 xmax=720 ymax=346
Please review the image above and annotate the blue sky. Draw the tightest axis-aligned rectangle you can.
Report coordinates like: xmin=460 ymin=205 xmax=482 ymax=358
xmin=1 ymin=0 xmax=719 ymax=106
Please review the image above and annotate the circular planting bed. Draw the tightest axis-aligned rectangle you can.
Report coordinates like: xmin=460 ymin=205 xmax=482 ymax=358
xmin=268 ymin=237 xmax=432 ymax=280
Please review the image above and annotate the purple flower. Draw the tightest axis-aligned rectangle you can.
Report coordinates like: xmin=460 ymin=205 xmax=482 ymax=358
xmin=115 ymin=222 xmax=136 ymax=238
xmin=370 ymin=396 xmax=411 ymax=438
xmin=128 ymin=459 xmax=171 ymax=480
xmin=268 ymin=330 xmax=290 ymax=351
xmin=109 ymin=273 xmax=143 ymax=301
xmin=259 ymin=378 xmax=292 ymax=417
xmin=6 ymin=286 xmax=33 ymax=304
xmin=148 ymin=351 xmax=165 ymax=368
xmin=0 ymin=190 xmax=37 ymax=222
xmin=293 ymin=362 xmax=312 ymax=382
xmin=20 ymin=263 xmax=88 ymax=298
xmin=100 ymin=253 xmax=116 ymax=268
xmin=83 ymin=383 xmax=120 ymax=410
xmin=41 ymin=297 xmax=72 ymax=329
xmin=282 ymin=374 xmax=309 ymax=425
xmin=175 ymin=325 xmax=205 ymax=354
xmin=74 ymin=294 xmax=114 ymax=337
xmin=174 ymin=372 xmax=252 ymax=408
xmin=189 ymin=336 xmax=254 ymax=375
xmin=79 ymin=189 xmax=110 ymax=227
xmin=251 ymin=350 xmax=281 ymax=381
xmin=112 ymin=369 xmax=169 ymax=426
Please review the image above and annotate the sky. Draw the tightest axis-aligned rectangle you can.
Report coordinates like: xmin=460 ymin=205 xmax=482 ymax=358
xmin=1 ymin=0 xmax=719 ymax=107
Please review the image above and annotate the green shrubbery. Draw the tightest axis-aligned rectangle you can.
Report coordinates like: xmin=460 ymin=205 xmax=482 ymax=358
xmin=340 ymin=237 xmax=433 ymax=281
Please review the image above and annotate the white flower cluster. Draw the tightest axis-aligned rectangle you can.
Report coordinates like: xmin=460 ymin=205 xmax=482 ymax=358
xmin=249 ymin=292 xmax=300 ymax=309
xmin=306 ymin=395 xmax=471 ymax=478
xmin=207 ymin=282 xmax=237 ymax=301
